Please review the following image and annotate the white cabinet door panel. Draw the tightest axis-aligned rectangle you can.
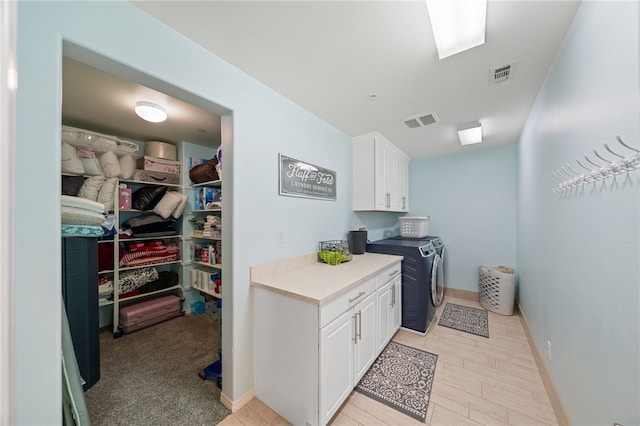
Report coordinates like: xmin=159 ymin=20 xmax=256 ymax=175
xmin=320 ymin=310 xmax=354 ymax=425
xmin=377 ymin=282 xmax=391 ymax=352
xmin=353 ymin=293 xmax=377 ymax=382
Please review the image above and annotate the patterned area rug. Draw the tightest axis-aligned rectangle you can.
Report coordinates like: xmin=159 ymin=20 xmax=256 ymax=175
xmin=438 ymin=303 xmax=489 ymax=338
xmin=355 ymin=341 xmax=438 ymax=422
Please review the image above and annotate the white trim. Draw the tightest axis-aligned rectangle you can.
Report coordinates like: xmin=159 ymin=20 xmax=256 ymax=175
xmin=220 ymin=389 xmax=253 ymax=413
xmin=0 ymin=1 xmax=16 ymax=423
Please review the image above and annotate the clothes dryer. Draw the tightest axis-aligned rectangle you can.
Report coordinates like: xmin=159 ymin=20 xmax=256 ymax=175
xmin=366 ymin=238 xmax=438 ymax=334
xmin=389 ymin=236 xmax=446 ymax=307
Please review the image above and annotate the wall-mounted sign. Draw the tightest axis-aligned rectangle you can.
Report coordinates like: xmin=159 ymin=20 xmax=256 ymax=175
xmin=279 ymin=154 xmax=336 ymax=201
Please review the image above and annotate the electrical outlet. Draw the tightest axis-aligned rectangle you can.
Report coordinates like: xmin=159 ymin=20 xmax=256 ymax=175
xmin=277 ymin=228 xmax=286 ymax=243
xmin=546 ymin=340 xmax=552 ymax=360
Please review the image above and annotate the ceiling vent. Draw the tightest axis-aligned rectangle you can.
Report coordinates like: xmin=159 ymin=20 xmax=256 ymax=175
xmin=490 ymin=61 xmax=517 ymax=85
xmin=403 ymin=112 xmax=439 ymax=129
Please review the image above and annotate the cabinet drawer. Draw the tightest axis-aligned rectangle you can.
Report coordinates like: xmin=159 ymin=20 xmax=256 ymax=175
xmin=376 ymin=263 xmax=401 ymax=288
xmin=320 ymin=277 xmax=376 ymax=328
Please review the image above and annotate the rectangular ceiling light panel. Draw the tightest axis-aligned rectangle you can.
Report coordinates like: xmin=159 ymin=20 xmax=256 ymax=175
xmin=457 ymin=121 xmax=482 ymax=145
xmin=426 ymin=0 xmax=487 ymax=59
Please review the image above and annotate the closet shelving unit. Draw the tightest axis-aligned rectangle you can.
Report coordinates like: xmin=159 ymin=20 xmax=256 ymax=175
xmin=185 ymin=179 xmax=223 ymax=299
xmin=108 ymin=178 xmax=185 ymax=337
xmin=63 ymin=138 xmax=225 ymax=339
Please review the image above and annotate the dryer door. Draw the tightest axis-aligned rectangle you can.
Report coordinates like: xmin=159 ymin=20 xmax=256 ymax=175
xmin=431 ymin=254 xmax=444 ymax=307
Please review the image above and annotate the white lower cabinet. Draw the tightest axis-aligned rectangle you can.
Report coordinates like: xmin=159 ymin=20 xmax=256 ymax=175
xmin=377 ymin=269 xmax=402 ymax=352
xmin=253 ymin=260 xmax=402 ymax=426
xmin=353 ymin=293 xmax=377 ymax=381
xmin=319 ymin=310 xmax=354 ymax=424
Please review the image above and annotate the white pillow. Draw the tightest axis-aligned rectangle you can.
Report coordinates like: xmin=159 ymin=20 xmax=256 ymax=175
xmin=97 ymin=178 xmax=118 ymax=212
xmin=61 ymin=142 xmax=84 ymax=174
xmin=81 ymin=157 xmax=103 ymax=176
xmin=78 ymin=149 xmax=104 ymax=176
xmin=77 ymin=176 xmax=105 ymax=202
xmin=119 ymin=155 xmax=135 ymax=179
xmin=99 ymin=151 xmax=121 ymax=178
xmin=171 ymin=193 xmax=188 ymax=219
xmin=153 ymin=191 xmax=182 ymax=219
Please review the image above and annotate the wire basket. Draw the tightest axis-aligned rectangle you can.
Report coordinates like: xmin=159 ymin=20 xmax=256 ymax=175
xmin=318 ymin=240 xmax=352 ymax=265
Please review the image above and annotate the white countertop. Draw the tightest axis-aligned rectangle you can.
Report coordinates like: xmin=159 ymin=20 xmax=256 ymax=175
xmin=251 ymin=252 xmax=403 ymax=305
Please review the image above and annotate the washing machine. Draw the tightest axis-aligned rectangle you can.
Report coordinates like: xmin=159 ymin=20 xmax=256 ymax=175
xmin=389 ymin=236 xmax=446 ymax=308
xmin=366 ymin=238 xmax=438 ymax=334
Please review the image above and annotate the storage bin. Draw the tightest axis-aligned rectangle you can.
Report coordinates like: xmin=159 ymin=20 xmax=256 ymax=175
xmin=136 ymin=155 xmax=181 ymax=175
xmin=478 ymin=265 xmax=516 ymax=315
xmin=133 ymin=169 xmax=180 ymax=185
xmin=399 ymin=216 xmax=430 ymax=238
xmin=145 ymin=141 xmax=177 ymax=160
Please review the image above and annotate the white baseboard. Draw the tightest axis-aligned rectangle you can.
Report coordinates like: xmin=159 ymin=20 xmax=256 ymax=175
xmin=444 ymin=287 xmax=479 ymax=302
xmin=517 ymin=302 xmax=569 ymax=426
xmin=220 ymin=389 xmax=254 ymax=413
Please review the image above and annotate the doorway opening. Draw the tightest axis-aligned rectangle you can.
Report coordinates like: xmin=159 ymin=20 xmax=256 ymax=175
xmin=60 ymin=41 xmax=232 ymax=424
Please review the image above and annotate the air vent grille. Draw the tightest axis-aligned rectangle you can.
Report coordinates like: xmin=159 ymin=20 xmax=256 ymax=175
xmin=490 ymin=61 xmax=517 ymax=85
xmin=404 ymin=118 xmax=421 ymax=129
xmin=403 ymin=112 xmax=439 ymax=129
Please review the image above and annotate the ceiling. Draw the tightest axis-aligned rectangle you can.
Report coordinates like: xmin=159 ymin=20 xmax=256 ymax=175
xmin=131 ymin=0 xmax=580 ymax=159
xmin=64 ymin=1 xmax=581 ymax=159
xmin=62 ymin=57 xmax=222 ymax=147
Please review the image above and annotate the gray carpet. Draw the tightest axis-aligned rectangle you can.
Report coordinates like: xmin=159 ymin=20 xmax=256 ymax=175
xmin=355 ymin=341 xmax=438 ymax=422
xmin=438 ymin=303 xmax=489 ymax=338
xmin=84 ymin=312 xmax=230 ymax=425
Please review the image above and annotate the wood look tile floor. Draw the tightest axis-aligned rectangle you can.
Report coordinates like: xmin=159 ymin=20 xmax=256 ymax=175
xmin=218 ymin=296 xmax=559 ymax=426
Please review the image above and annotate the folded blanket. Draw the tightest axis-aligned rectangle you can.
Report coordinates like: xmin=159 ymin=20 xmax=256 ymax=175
xmin=60 ymin=207 xmax=105 ymax=226
xmin=61 ymin=224 xmax=104 ymax=237
xmin=61 ymin=194 xmax=105 ymax=214
xmin=120 ymin=253 xmax=180 ymax=268
xmin=119 ymin=242 xmax=180 ymax=267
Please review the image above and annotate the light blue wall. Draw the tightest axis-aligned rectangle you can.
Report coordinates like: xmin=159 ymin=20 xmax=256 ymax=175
xmin=517 ymin=2 xmax=639 ymax=425
xmin=408 ymin=145 xmax=517 ymax=292
xmin=16 ymin=1 xmax=354 ymax=423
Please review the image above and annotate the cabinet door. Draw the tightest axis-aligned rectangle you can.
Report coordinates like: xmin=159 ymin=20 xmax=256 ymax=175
xmin=395 ymin=154 xmax=409 ymax=212
xmin=353 ymin=293 xmax=377 ymax=383
xmin=320 ymin=310 xmax=354 ymax=425
xmin=374 ymin=139 xmax=389 ymax=210
xmin=376 ymin=282 xmax=391 ymax=352
xmin=391 ymin=276 xmax=402 ymax=333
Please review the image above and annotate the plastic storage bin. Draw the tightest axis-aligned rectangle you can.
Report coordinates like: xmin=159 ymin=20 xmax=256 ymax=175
xmin=399 ymin=216 xmax=430 ymax=238
xmin=478 ymin=265 xmax=516 ymax=315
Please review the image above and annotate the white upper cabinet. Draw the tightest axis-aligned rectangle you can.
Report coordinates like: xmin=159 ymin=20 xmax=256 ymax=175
xmin=352 ymin=132 xmax=409 ymax=212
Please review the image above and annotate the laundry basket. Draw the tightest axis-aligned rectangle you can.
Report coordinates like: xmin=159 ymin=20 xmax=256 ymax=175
xmin=478 ymin=265 xmax=516 ymax=315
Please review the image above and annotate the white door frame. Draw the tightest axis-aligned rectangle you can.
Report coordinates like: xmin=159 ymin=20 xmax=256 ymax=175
xmin=0 ymin=0 xmax=17 ymax=423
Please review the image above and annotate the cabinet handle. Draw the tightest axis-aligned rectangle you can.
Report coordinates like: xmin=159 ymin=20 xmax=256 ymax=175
xmin=388 ymin=269 xmax=400 ymax=278
xmin=386 ymin=193 xmax=390 ymax=208
xmin=402 ymin=196 xmax=406 ymax=210
xmin=391 ymin=283 xmax=396 ymax=307
xmin=352 ymin=315 xmax=358 ymax=344
xmin=356 ymin=311 xmax=362 ymax=341
xmin=349 ymin=291 xmax=365 ymax=303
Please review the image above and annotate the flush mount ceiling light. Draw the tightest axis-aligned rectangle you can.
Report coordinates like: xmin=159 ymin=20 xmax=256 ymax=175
xmin=425 ymin=0 xmax=487 ymax=59
xmin=134 ymin=101 xmax=167 ymax=123
xmin=457 ymin=121 xmax=483 ymax=145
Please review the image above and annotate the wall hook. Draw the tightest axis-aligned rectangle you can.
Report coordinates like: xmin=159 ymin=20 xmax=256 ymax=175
xmin=616 ymin=135 xmax=638 ymax=153
xmin=551 ymin=135 xmax=639 ymax=192
xmin=604 ymin=142 xmax=624 ymax=159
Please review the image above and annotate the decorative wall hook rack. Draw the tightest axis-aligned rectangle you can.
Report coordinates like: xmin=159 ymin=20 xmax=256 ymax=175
xmin=550 ymin=135 xmax=639 ymax=193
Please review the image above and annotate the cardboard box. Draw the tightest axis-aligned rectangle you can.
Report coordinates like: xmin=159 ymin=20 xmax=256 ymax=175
xmin=133 ymin=169 xmax=180 ymax=185
xmin=136 ymin=155 xmax=181 ymax=175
